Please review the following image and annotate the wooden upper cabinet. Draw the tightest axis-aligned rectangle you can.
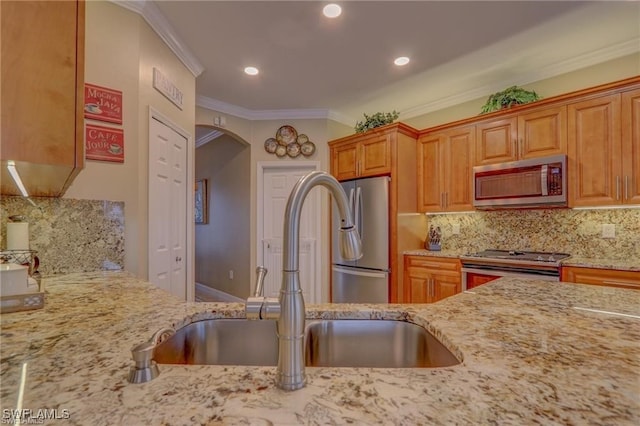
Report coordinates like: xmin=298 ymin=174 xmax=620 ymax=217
xmin=518 ymin=105 xmax=567 ymax=159
xmin=416 ymin=134 xmax=443 ymax=212
xmin=476 ymin=105 xmax=567 ymax=165
xmin=568 ymin=94 xmax=622 ymax=207
xmin=622 ymin=88 xmax=640 ymax=204
xmin=475 ymin=117 xmax=517 ymax=164
xmin=417 ymin=125 xmax=475 ymax=212
xmin=330 ymin=132 xmax=391 ymax=180
xmin=331 ymin=142 xmax=360 ymax=181
xmin=0 ymin=0 xmax=85 ymax=197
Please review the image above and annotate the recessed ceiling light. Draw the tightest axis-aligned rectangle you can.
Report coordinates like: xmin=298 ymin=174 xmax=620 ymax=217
xmin=244 ymin=66 xmax=259 ymax=76
xmin=394 ymin=56 xmax=410 ymax=66
xmin=323 ymin=3 xmax=342 ymax=18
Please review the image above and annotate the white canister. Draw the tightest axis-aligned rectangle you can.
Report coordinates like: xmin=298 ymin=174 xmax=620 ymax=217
xmin=0 ymin=264 xmax=31 ymax=296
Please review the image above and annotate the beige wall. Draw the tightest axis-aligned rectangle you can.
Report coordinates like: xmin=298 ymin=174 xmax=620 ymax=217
xmin=65 ymin=2 xmax=196 ymax=278
xmin=195 ymin=134 xmax=251 ymax=298
xmin=404 ymin=53 xmax=640 ymax=130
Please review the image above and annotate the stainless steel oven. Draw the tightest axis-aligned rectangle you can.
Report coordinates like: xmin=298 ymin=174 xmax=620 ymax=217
xmin=459 ymin=250 xmax=571 ymax=291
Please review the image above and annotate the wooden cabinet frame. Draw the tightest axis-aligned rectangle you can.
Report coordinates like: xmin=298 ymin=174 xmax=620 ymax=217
xmin=329 ymin=123 xmax=420 ymax=303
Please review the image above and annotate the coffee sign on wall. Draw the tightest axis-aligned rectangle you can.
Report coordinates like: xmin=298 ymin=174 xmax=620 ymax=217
xmin=85 ymin=124 xmax=124 ymax=163
xmin=84 ymin=83 xmax=123 ymax=124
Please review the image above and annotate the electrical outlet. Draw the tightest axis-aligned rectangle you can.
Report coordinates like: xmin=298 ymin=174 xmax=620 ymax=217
xmin=229 ymin=270 xmax=234 ymax=280
xmin=601 ymin=224 xmax=616 ymax=239
xmin=452 ymin=223 xmax=461 ymax=235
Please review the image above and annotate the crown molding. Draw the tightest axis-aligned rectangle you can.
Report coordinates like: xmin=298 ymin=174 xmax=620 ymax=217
xmin=111 ymin=0 xmax=204 ymax=77
xmin=402 ymin=38 xmax=640 ymax=119
xmin=196 ymin=95 xmax=356 ymax=126
xmin=195 ymin=129 xmax=224 ymax=148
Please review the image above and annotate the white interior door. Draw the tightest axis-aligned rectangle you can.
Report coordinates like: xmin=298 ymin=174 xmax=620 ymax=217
xmin=260 ymin=164 xmax=320 ymax=303
xmin=148 ymin=115 xmax=188 ymax=300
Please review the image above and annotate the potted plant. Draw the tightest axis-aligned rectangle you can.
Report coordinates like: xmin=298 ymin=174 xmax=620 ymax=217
xmin=480 ymin=86 xmax=541 ymax=114
xmin=354 ymin=110 xmax=399 ymax=133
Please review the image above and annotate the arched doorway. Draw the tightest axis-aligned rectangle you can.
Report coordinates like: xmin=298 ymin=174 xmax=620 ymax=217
xmin=194 ymin=125 xmax=251 ymax=301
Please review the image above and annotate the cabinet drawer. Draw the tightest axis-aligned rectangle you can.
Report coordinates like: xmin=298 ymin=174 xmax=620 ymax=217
xmin=562 ymin=266 xmax=640 ymax=290
xmin=406 ymin=256 xmax=460 ymax=272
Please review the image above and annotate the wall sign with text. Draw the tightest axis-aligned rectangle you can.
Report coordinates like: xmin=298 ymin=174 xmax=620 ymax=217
xmin=84 ymin=83 xmax=123 ymax=124
xmin=85 ymin=124 xmax=124 ymax=163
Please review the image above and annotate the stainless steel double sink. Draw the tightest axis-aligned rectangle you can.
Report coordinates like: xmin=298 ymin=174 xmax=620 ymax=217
xmin=153 ymin=319 xmax=460 ymax=368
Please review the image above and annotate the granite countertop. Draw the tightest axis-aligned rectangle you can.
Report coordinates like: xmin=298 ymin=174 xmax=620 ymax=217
xmin=1 ymin=272 xmax=639 ymax=425
xmin=404 ymin=249 xmax=640 ymax=271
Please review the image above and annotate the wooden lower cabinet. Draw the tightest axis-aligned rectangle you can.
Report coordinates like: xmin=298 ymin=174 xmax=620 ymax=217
xmin=561 ymin=266 xmax=640 ymax=290
xmin=404 ymin=256 xmax=461 ymax=303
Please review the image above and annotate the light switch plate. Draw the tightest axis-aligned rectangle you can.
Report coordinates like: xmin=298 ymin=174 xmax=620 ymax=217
xmin=601 ymin=224 xmax=616 ymax=239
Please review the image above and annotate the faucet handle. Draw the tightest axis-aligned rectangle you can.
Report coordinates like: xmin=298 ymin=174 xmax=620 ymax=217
xmin=254 ymin=266 xmax=268 ymax=297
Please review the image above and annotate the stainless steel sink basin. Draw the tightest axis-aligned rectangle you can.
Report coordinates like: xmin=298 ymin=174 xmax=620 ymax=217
xmin=153 ymin=319 xmax=460 ymax=368
xmin=154 ymin=319 xmax=278 ymax=366
xmin=304 ymin=319 xmax=460 ymax=368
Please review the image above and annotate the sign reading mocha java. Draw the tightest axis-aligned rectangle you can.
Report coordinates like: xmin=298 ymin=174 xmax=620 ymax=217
xmin=84 ymin=83 xmax=123 ymax=124
xmin=85 ymin=124 xmax=124 ymax=163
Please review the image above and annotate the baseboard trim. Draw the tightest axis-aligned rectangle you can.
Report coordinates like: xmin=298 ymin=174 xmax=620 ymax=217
xmin=195 ymin=282 xmax=244 ymax=302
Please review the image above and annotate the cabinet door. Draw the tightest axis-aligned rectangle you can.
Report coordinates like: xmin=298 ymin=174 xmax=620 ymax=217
xmin=1 ymin=0 xmax=84 ymax=196
xmin=407 ymin=275 xmax=430 ymax=303
xmin=475 ymin=117 xmax=518 ymax=165
xmin=360 ymin=133 xmax=392 ymax=177
xmin=331 ymin=142 xmax=359 ymax=181
xmin=562 ymin=267 xmax=640 ymax=290
xmin=417 ymin=134 xmax=444 ymax=212
xmin=622 ymin=89 xmax=640 ymax=204
xmin=518 ymin=105 xmax=567 ymax=159
xmin=568 ymin=94 xmax=622 ymax=207
xmin=432 ymin=273 xmax=461 ymax=302
xmin=443 ymin=126 xmax=475 ymax=211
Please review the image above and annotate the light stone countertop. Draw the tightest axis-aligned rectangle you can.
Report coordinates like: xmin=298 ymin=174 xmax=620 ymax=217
xmin=1 ymin=271 xmax=639 ymax=425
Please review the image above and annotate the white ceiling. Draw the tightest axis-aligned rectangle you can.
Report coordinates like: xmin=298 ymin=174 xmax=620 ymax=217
xmin=147 ymin=0 xmax=640 ymax=125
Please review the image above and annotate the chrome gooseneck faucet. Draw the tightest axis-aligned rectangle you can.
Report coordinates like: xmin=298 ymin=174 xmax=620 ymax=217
xmin=246 ymin=171 xmax=362 ymax=391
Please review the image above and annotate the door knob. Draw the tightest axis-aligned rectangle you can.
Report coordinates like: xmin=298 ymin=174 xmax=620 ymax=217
xmin=175 ymin=256 xmax=182 ymax=262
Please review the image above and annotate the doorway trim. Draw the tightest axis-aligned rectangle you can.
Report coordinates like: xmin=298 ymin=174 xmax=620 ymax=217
xmin=256 ymin=160 xmax=321 ymax=299
xmin=148 ymin=106 xmax=195 ymax=302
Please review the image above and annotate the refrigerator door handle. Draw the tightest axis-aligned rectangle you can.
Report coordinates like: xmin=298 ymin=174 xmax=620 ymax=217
xmin=355 ymin=186 xmax=362 ymax=237
xmin=348 ymin=188 xmax=355 ymax=226
xmin=332 ymin=265 xmax=388 ymax=278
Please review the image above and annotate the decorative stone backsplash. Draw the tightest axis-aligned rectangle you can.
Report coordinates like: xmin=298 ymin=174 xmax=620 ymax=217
xmin=1 ymin=196 xmax=124 ymax=276
xmin=425 ymin=208 xmax=640 ymax=260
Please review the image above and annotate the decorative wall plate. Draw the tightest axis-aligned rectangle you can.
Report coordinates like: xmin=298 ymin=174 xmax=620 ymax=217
xmin=296 ymin=134 xmax=309 ymax=144
xmin=275 ymin=144 xmax=287 ymax=157
xmin=300 ymin=141 xmax=316 ymax=157
xmin=276 ymin=125 xmax=298 ymax=146
xmin=287 ymin=142 xmax=301 ymax=158
xmin=264 ymin=137 xmax=278 ymax=153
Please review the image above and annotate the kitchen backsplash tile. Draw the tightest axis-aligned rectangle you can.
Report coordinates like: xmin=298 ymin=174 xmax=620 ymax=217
xmin=1 ymin=196 xmax=124 ymax=276
xmin=424 ymin=208 xmax=640 ymax=260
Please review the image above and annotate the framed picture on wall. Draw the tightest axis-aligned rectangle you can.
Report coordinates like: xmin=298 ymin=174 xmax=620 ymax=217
xmin=195 ymin=179 xmax=208 ymax=224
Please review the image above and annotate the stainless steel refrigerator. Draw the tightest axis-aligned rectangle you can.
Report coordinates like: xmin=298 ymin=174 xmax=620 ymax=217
xmin=332 ymin=176 xmax=389 ymax=303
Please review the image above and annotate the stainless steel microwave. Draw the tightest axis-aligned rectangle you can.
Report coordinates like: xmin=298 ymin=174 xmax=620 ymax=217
xmin=473 ymin=154 xmax=567 ymax=209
